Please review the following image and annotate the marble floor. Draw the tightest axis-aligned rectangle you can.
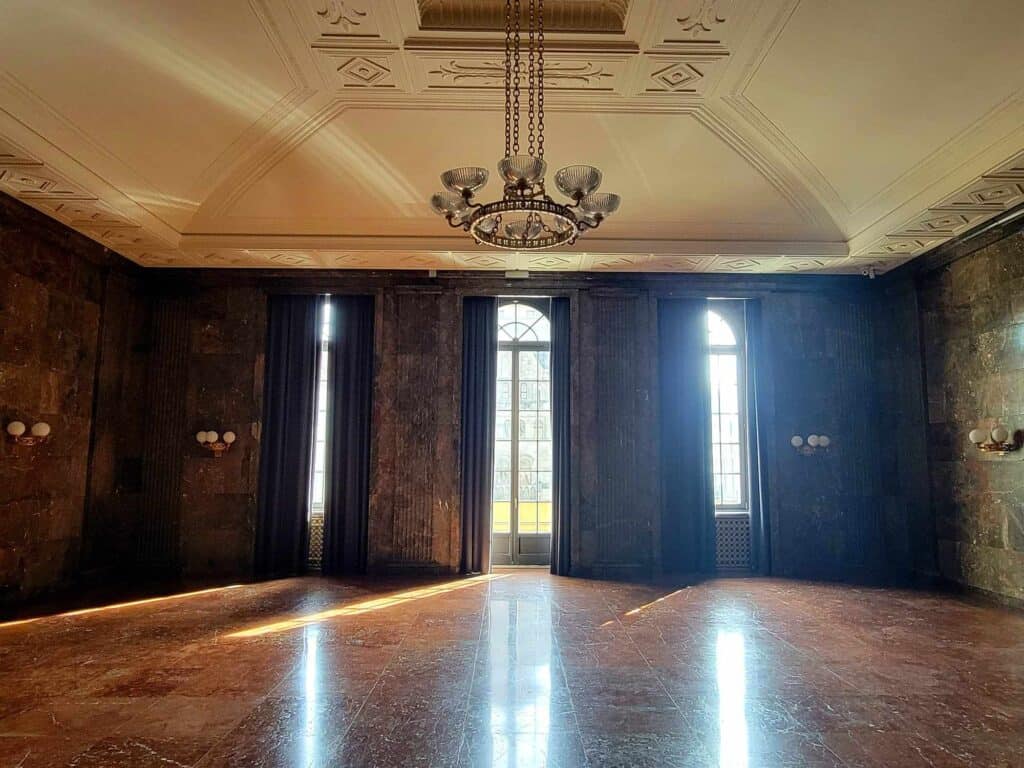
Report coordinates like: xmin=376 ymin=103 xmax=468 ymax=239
xmin=0 ymin=571 xmax=1021 ymax=767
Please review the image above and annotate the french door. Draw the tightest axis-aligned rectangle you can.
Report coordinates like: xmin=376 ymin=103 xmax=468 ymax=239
xmin=492 ymin=302 xmax=552 ymax=566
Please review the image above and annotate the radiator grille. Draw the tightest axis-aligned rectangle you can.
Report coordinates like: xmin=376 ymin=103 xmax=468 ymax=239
xmin=308 ymin=512 xmax=324 ymax=571
xmin=716 ymin=515 xmax=751 ymax=572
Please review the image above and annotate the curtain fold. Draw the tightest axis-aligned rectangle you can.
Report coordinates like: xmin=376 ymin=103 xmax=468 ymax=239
xmin=255 ymin=294 xmax=321 ymax=579
xmin=322 ymin=295 xmax=376 ymax=576
xmin=658 ymin=298 xmax=716 ymax=575
xmin=745 ymin=299 xmax=772 ymax=575
xmin=550 ymin=297 xmax=572 ymax=576
xmin=460 ymin=297 xmax=498 ymax=574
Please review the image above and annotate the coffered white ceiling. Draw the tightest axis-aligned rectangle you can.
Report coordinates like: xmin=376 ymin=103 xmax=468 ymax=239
xmin=0 ymin=0 xmax=1022 ymax=273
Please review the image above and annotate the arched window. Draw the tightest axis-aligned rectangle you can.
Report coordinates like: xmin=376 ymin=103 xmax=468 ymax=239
xmin=707 ymin=306 xmax=747 ymax=511
xmin=493 ymin=300 xmax=552 ymax=565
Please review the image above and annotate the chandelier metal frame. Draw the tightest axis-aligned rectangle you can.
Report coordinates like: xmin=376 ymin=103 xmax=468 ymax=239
xmin=429 ymin=0 xmax=620 ymax=251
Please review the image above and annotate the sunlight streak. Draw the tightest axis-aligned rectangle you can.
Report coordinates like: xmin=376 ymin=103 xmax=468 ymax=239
xmin=623 ymin=589 xmax=684 ymax=617
xmin=716 ymin=630 xmax=749 ymax=768
xmin=0 ymin=584 xmax=245 ymax=629
xmin=227 ymin=574 xmax=506 ymax=638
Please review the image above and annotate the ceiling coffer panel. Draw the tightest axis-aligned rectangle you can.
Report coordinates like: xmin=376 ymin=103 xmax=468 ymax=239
xmin=417 ymin=0 xmax=629 ymax=33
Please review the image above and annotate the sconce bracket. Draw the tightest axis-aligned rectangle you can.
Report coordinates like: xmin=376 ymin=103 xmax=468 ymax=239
xmin=6 ymin=435 xmax=49 ymax=447
xmin=974 ymin=441 xmax=1019 ymax=456
xmin=200 ymin=441 xmax=231 ymax=458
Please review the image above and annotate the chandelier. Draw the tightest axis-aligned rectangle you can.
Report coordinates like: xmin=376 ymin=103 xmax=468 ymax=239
xmin=429 ymin=0 xmax=620 ymax=251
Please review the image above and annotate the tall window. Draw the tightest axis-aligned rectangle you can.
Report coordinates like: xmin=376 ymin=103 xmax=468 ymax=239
xmin=492 ymin=301 xmax=553 ymax=564
xmin=707 ymin=306 xmax=747 ymax=512
xmin=308 ymin=298 xmax=331 ymax=569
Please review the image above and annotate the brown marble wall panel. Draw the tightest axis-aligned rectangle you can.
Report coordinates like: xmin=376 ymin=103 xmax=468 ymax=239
xmin=135 ymin=295 xmax=190 ymax=569
xmin=917 ymin=231 xmax=1024 ymax=601
xmin=574 ymin=291 xmax=659 ymax=576
xmin=871 ymin=280 xmax=936 ymax=581
xmin=80 ymin=271 xmax=152 ymax=574
xmin=179 ymin=286 xmax=266 ymax=578
xmin=761 ymin=292 xmax=887 ymax=582
xmin=0 ymin=194 xmax=131 ymax=604
xmin=368 ymin=289 xmax=461 ymax=572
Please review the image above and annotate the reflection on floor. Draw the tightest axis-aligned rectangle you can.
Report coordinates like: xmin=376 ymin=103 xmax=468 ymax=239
xmin=0 ymin=571 xmax=1021 ymax=766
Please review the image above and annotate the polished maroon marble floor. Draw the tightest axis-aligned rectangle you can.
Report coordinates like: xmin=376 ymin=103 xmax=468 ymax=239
xmin=0 ymin=571 xmax=1021 ymax=767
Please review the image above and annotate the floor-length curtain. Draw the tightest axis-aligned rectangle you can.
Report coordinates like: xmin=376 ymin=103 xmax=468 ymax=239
xmin=322 ymin=295 xmax=375 ymax=576
xmin=658 ymin=298 xmax=716 ymax=575
xmin=745 ymin=299 xmax=772 ymax=575
xmin=460 ymin=297 xmax=497 ymax=574
xmin=255 ymin=294 xmax=322 ymax=578
xmin=550 ymin=297 xmax=572 ymax=576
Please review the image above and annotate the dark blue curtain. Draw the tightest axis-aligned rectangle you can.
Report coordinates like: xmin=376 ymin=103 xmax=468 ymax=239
xmin=550 ymin=297 xmax=572 ymax=576
xmin=658 ymin=298 xmax=716 ymax=575
xmin=745 ymin=300 xmax=772 ymax=575
xmin=323 ymin=295 xmax=375 ymax=576
xmin=460 ymin=297 xmax=497 ymax=574
xmin=255 ymin=294 xmax=321 ymax=578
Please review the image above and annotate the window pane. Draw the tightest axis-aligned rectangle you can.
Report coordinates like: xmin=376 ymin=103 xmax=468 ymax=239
xmin=519 ymin=472 xmax=538 ymax=501
xmin=495 ymin=441 xmax=512 ymax=471
xmin=497 ymin=381 xmax=513 ymax=410
xmin=537 ymin=351 xmax=550 ymax=380
xmin=723 ymin=444 xmax=740 ymax=474
xmin=492 ymin=501 xmax=511 ymax=533
xmin=493 ymin=471 xmax=512 ymax=501
xmin=518 ymin=442 xmax=538 ymax=472
xmin=537 ymin=472 xmax=552 ymax=502
xmin=518 ymin=502 xmax=538 ymax=533
xmin=498 ymin=350 xmax=513 ymax=379
xmin=519 ymin=381 xmax=539 ymax=411
xmin=496 ymin=412 xmax=513 ymax=441
xmin=519 ymin=350 xmax=539 ymax=380
xmin=707 ymin=310 xmax=737 ymax=346
xmin=538 ymin=442 xmax=552 ymax=472
xmin=722 ymin=414 xmax=739 ymax=443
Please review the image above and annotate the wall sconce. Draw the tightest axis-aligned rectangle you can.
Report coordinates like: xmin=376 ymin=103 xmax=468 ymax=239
xmin=5 ymin=420 xmax=51 ymax=447
xmin=196 ymin=429 xmax=236 ymax=458
xmin=790 ymin=433 xmax=831 ymax=455
xmin=969 ymin=425 xmax=1018 ymax=455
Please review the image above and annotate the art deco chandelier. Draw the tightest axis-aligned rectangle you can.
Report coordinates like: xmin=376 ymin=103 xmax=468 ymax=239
xmin=429 ymin=0 xmax=620 ymax=250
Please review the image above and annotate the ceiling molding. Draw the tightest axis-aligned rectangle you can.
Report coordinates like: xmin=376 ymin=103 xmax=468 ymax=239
xmin=0 ymin=0 xmax=1020 ymax=275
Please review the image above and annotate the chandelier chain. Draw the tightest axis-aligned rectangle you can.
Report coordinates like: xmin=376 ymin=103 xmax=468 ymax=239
xmin=504 ymin=0 xmax=512 ymax=159
xmin=527 ymin=0 xmax=536 ymax=158
xmin=512 ymin=0 xmax=521 ymax=155
xmin=536 ymin=0 xmax=545 ymax=159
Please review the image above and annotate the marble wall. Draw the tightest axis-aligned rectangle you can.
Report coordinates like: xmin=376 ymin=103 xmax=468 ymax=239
xmin=917 ymin=231 xmax=1024 ymax=601
xmin=0 ymin=195 xmax=140 ymax=604
xmin=4 ymin=186 xmax=969 ymax=602
xmin=761 ymin=291 xmax=889 ymax=582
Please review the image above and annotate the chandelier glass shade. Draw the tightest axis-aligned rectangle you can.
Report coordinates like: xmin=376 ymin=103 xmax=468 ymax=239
xmin=429 ymin=0 xmax=620 ymax=251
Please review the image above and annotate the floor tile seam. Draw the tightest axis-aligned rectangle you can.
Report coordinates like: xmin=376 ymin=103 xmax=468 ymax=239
xmin=454 ymin=577 xmax=494 ymax=765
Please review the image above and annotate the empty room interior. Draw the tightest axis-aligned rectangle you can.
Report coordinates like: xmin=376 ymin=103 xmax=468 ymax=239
xmin=2 ymin=1 xmax=1024 ymax=766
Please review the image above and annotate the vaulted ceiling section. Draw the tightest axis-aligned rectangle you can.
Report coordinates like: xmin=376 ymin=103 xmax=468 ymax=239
xmin=0 ymin=0 xmax=1021 ymax=273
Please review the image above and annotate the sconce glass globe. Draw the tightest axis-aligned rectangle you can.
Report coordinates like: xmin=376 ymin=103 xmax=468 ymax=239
xmin=807 ymin=434 xmax=820 ymax=447
xmin=6 ymin=421 xmax=26 ymax=437
xmin=991 ymin=426 xmax=1010 ymax=444
xmin=790 ymin=435 xmax=803 ymax=448
xmin=968 ymin=428 xmax=987 ymax=445
xmin=223 ymin=431 xmax=236 ymax=444
xmin=207 ymin=431 xmax=219 ymax=444
xmin=817 ymin=435 xmax=831 ymax=448
xmin=30 ymin=422 xmax=50 ymax=438
xmin=196 ymin=431 xmax=208 ymax=444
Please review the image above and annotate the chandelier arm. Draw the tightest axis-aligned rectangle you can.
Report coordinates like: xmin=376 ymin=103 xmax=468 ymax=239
xmin=577 ymin=217 xmax=604 ymax=231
